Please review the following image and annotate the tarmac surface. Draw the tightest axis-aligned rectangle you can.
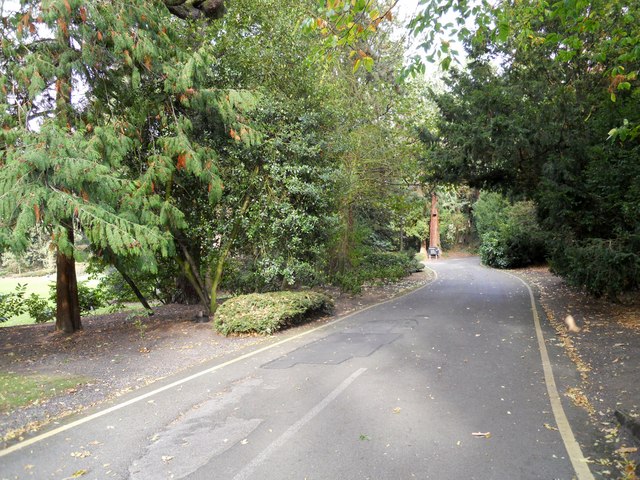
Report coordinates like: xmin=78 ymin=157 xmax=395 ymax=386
xmin=0 ymin=257 xmax=596 ymax=479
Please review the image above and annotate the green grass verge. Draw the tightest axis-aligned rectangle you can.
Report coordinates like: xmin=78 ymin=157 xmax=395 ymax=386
xmin=0 ymin=372 xmax=88 ymax=412
xmin=0 ymin=275 xmax=56 ymax=327
xmin=0 ymin=273 xmax=110 ymax=328
xmin=214 ymin=290 xmax=333 ymax=336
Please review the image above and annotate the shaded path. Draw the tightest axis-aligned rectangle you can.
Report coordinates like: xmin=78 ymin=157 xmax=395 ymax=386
xmin=1 ymin=258 xmax=594 ymax=479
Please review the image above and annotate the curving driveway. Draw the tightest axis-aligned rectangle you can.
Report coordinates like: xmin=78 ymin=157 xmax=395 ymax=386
xmin=0 ymin=257 xmax=594 ymax=479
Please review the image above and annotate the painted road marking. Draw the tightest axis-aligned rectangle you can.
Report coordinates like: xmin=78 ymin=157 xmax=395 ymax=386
xmin=0 ymin=272 xmax=434 ymax=458
xmin=232 ymin=368 xmax=368 ymax=480
xmin=507 ymin=272 xmax=595 ymax=480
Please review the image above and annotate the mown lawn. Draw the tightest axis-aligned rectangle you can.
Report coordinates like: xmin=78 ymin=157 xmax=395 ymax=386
xmin=0 ymin=372 xmax=88 ymax=412
xmin=0 ymin=275 xmax=56 ymax=327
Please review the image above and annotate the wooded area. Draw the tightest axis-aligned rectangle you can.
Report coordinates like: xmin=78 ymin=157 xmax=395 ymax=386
xmin=1 ymin=0 xmax=638 ymax=334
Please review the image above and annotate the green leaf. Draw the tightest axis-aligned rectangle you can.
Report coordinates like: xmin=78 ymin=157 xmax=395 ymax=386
xmin=132 ymin=67 xmax=141 ymax=90
xmin=362 ymin=56 xmax=374 ymax=72
xmin=497 ymin=21 xmax=510 ymax=42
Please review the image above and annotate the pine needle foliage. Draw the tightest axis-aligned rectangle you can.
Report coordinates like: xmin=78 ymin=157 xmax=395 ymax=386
xmin=0 ymin=0 xmax=262 ymax=328
xmin=0 ymin=0 xmax=259 ymax=269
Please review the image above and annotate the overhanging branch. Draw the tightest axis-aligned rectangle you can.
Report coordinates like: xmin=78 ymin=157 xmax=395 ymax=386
xmin=164 ymin=0 xmax=226 ymax=21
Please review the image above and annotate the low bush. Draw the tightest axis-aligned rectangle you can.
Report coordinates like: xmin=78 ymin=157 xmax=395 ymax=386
xmin=214 ymin=291 xmax=333 ymax=336
xmin=549 ymin=239 xmax=640 ymax=299
xmin=48 ymin=282 xmax=107 ymax=315
xmin=331 ymin=251 xmax=423 ymax=294
xmin=1 ymin=281 xmax=110 ymax=324
xmin=479 ymin=231 xmax=547 ymax=269
xmin=0 ymin=284 xmax=54 ymax=324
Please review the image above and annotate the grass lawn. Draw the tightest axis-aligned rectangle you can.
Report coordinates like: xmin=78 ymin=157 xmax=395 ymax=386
xmin=0 ymin=272 xmax=103 ymax=328
xmin=0 ymin=275 xmax=56 ymax=327
xmin=0 ymin=372 xmax=88 ymax=412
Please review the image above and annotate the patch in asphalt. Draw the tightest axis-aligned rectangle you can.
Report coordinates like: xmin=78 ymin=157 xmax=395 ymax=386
xmin=129 ymin=378 xmax=263 ymax=480
xmin=261 ymin=332 xmax=401 ymax=369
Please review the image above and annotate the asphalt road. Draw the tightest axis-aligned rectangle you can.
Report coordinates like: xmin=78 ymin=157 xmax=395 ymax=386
xmin=1 ymin=257 xmax=594 ymax=480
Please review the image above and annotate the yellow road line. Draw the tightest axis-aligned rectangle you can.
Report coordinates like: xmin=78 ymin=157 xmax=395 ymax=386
xmin=507 ymin=272 xmax=595 ymax=480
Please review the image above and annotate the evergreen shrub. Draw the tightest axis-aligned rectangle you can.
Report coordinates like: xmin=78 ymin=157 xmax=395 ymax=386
xmin=549 ymin=239 xmax=640 ymax=299
xmin=214 ymin=291 xmax=333 ymax=336
xmin=474 ymin=193 xmax=547 ymax=269
xmin=332 ymin=251 xmax=423 ymax=294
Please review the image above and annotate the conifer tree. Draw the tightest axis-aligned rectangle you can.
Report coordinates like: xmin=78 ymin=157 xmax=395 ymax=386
xmin=0 ymin=0 xmax=249 ymax=331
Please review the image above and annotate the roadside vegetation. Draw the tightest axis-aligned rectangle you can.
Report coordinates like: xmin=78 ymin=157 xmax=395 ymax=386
xmin=0 ymin=372 xmax=87 ymax=412
xmin=214 ymin=291 xmax=333 ymax=336
xmin=1 ymin=0 xmax=638 ymax=332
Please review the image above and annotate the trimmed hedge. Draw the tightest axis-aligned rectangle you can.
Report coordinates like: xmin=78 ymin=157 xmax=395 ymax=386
xmin=214 ymin=291 xmax=333 ymax=336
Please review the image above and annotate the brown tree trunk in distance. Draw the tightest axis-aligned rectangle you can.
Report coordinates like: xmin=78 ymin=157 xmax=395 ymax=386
xmin=416 ymin=184 xmax=429 ymax=257
xmin=419 ymin=238 xmax=428 ymax=257
xmin=429 ymin=192 xmax=440 ymax=249
xmin=56 ymin=224 xmax=82 ymax=333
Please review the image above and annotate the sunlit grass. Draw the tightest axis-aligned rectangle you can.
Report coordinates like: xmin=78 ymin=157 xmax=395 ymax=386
xmin=0 ymin=271 xmax=103 ymax=328
xmin=0 ymin=372 xmax=89 ymax=412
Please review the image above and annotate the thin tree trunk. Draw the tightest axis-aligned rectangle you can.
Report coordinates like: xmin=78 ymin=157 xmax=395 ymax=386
xmin=209 ymin=196 xmax=250 ymax=316
xmin=112 ymin=263 xmax=153 ymax=313
xmin=209 ymin=167 xmax=258 ymax=317
xmin=55 ymin=224 xmax=81 ymax=333
xmin=420 ymin=238 xmax=427 ymax=257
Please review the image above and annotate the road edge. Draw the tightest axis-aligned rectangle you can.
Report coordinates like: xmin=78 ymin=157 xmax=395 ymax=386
xmin=504 ymin=271 xmax=595 ymax=480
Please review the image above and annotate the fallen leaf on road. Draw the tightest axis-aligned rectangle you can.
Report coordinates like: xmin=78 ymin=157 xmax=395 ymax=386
xmin=161 ymin=455 xmax=174 ymax=463
xmin=543 ymin=423 xmax=559 ymax=431
xmin=24 ymin=465 xmax=34 ymax=471
xmin=616 ymin=446 xmax=638 ymax=454
xmin=359 ymin=434 xmax=370 ymax=441
xmin=69 ymin=470 xmax=88 ymax=478
xmin=472 ymin=432 xmax=491 ymax=438
xmin=392 ymin=407 xmax=402 ymax=414
xmin=70 ymin=450 xmax=91 ymax=458
xmin=240 ymin=439 xmax=248 ymax=445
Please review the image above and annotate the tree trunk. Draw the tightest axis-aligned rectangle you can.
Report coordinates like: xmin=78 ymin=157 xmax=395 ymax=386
xmin=429 ymin=192 xmax=441 ymax=249
xmin=55 ymin=225 xmax=81 ymax=333
xmin=420 ymin=238 xmax=428 ymax=257
xmin=113 ymin=263 xmax=153 ymax=314
xmin=209 ymin=187 xmax=254 ymax=316
xmin=165 ymin=0 xmax=225 ymax=20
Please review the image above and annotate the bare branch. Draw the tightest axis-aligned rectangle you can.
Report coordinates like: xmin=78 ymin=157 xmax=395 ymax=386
xmin=164 ymin=0 xmax=226 ymax=21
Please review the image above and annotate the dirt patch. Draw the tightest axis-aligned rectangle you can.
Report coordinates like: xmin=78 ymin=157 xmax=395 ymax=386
xmin=0 ymin=268 xmax=434 ymax=446
xmin=512 ymin=266 xmax=640 ymax=477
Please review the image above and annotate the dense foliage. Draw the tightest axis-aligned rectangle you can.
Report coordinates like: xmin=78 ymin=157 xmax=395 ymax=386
xmin=420 ymin=0 xmax=640 ymax=297
xmin=5 ymin=0 xmax=635 ymax=331
xmin=1 ymin=0 xmax=435 ymax=330
xmin=473 ymin=193 xmax=546 ymax=269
